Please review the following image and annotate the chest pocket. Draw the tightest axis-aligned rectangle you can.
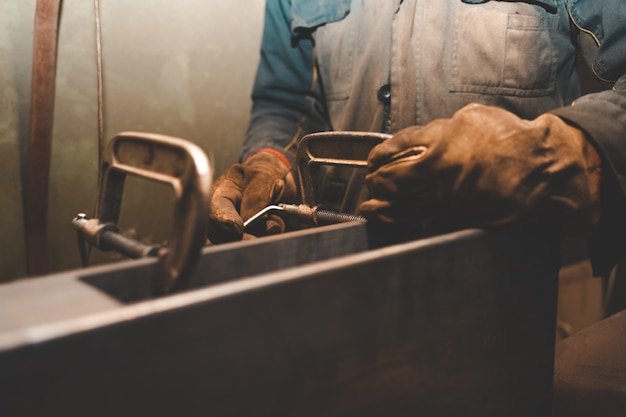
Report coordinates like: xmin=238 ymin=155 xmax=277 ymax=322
xmin=450 ymin=1 xmax=560 ymax=96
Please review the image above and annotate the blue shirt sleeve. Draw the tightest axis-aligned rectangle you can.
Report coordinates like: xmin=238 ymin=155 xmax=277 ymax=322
xmin=241 ymin=0 xmax=331 ymax=164
xmin=553 ymin=0 xmax=626 ymax=191
xmin=551 ymin=0 xmax=626 ymax=275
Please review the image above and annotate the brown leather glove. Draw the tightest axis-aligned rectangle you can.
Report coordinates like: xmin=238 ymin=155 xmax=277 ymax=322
xmin=207 ymin=149 xmax=297 ymax=243
xmin=360 ymin=104 xmax=602 ymax=237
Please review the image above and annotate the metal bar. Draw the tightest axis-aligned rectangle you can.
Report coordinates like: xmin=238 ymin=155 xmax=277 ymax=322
xmin=0 ymin=224 xmax=559 ymax=416
xmin=24 ymin=0 xmax=63 ymax=276
xmin=86 ymin=222 xmax=371 ymax=303
xmin=244 ymin=204 xmax=366 ymax=230
xmin=243 ymin=205 xmax=284 ymax=229
xmin=72 ymin=214 xmax=161 ymax=260
xmin=98 ymin=230 xmax=161 ymax=259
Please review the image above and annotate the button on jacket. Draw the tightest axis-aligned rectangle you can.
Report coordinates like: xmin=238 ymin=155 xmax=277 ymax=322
xmin=242 ymin=0 xmax=626 ymax=273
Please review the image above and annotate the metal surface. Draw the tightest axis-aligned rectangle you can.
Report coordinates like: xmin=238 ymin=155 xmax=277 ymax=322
xmin=553 ymin=309 xmax=626 ymax=417
xmin=76 ymin=132 xmax=212 ymax=293
xmin=0 ymin=223 xmax=559 ymax=417
xmin=25 ymin=0 xmax=62 ymax=276
xmin=296 ymin=131 xmax=390 ymax=207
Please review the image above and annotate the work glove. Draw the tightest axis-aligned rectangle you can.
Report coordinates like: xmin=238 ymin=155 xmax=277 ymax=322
xmin=207 ymin=149 xmax=297 ymax=243
xmin=360 ymin=103 xmax=601 ymax=237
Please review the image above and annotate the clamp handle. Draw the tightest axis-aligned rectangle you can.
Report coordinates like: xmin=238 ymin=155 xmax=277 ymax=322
xmin=296 ymin=131 xmax=390 ymax=207
xmin=95 ymin=132 xmax=212 ymax=293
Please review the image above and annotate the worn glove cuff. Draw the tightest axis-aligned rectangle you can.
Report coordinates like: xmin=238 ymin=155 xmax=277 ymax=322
xmin=246 ymin=147 xmax=296 ymax=181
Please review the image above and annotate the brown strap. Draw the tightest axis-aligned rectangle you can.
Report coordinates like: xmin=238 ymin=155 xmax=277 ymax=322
xmin=25 ymin=0 xmax=62 ymax=276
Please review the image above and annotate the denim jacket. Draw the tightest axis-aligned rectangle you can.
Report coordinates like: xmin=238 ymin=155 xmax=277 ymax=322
xmin=243 ymin=0 xmax=626 ymax=273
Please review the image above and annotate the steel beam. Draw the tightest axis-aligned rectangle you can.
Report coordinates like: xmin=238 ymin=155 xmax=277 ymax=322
xmin=0 ymin=224 xmax=559 ymax=417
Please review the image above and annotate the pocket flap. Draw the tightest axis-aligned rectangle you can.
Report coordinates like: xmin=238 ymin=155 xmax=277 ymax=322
xmin=291 ymin=0 xmax=351 ymax=32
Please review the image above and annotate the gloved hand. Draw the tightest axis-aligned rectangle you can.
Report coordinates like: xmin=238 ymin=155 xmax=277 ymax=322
xmin=207 ymin=149 xmax=297 ymax=243
xmin=360 ymin=103 xmax=602 ymax=237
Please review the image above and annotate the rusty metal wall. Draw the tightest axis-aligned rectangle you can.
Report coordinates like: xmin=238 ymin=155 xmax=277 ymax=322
xmin=0 ymin=0 xmax=265 ymax=281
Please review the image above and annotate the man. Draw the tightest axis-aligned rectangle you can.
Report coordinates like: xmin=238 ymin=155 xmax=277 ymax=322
xmin=207 ymin=0 xmax=626 ymax=278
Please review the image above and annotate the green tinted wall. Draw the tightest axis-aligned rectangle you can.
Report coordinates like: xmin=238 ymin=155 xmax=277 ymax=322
xmin=0 ymin=0 xmax=265 ymax=281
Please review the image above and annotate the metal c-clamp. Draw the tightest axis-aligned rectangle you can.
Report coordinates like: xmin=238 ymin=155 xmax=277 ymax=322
xmin=72 ymin=132 xmax=212 ymax=294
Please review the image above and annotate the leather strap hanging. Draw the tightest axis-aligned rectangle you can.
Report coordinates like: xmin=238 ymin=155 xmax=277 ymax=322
xmin=25 ymin=0 xmax=62 ymax=276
